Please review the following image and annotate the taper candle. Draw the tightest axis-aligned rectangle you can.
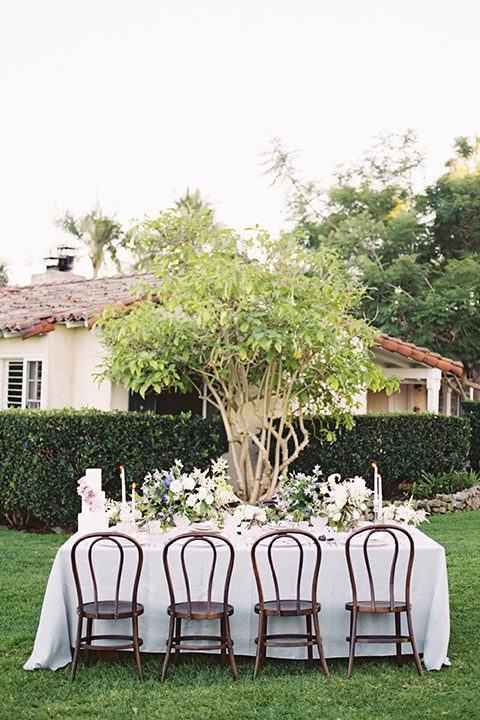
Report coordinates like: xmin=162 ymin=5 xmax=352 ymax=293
xmin=120 ymin=466 xmax=126 ymax=506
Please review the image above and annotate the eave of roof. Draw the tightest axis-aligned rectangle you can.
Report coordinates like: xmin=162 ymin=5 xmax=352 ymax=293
xmin=0 ymin=271 xmax=158 ymax=339
xmin=375 ymin=333 xmax=464 ymax=378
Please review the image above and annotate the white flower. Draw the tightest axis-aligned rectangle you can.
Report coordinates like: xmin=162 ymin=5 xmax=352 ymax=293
xmin=330 ymin=483 xmax=348 ymax=509
xmin=205 ymin=493 xmax=215 ymax=505
xmin=170 ymin=479 xmax=183 ymax=495
xmin=186 ymin=494 xmax=197 ymax=508
xmin=255 ymin=507 xmax=267 ymax=523
xmin=182 ymin=476 xmax=195 ymax=491
xmin=197 ymin=487 xmax=208 ymax=501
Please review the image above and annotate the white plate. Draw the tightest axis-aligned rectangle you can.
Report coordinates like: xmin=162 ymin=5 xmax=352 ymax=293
xmin=98 ymin=534 xmax=150 ymax=547
xmin=350 ymin=533 xmax=391 ymax=547
xmin=260 ymin=535 xmax=307 ymax=547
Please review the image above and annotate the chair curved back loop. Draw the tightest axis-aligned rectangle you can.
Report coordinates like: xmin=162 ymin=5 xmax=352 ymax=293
xmin=163 ymin=532 xmax=234 ymax=620
xmin=252 ymin=530 xmax=319 ymax=616
xmin=71 ymin=532 xmax=144 ymax=618
xmin=345 ymin=524 xmax=415 ymax=612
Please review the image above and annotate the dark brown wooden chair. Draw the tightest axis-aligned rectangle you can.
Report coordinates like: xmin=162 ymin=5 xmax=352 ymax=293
xmin=250 ymin=529 xmax=330 ymax=679
xmin=70 ymin=532 xmax=144 ymax=681
xmin=162 ymin=532 xmax=238 ymax=680
xmin=344 ymin=524 xmax=423 ymax=677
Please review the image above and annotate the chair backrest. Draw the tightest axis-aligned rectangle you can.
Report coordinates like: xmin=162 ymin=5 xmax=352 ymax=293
xmin=71 ymin=532 xmax=144 ymax=617
xmin=251 ymin=529 xmax=322 ymax=615
xmin=345 ymin=524 xmax=415 ymax=611
xmin=163 ymin=532 xmax=235 ymax=618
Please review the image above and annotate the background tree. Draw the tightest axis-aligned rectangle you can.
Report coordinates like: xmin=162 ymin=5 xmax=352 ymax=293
xmin=56 ymin=202 xmax=123 ymax=278
xmin=265 ymin=132 xmax=480 ymax=387
xmin=124 ymin=188 xmax=222 ymax=271
xmin=0 ymin=260 xmax=8 ymax=286
xmin=97 ymin=229 xmax=395 ymax=501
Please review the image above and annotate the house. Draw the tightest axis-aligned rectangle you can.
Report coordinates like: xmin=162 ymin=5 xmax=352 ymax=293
xmin=0 ymin=264 xmax=466 ymax=416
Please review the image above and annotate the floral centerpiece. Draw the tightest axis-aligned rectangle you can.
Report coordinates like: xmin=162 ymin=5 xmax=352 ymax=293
xmin=140 ymin=457 xmax=238 ymax=529
xmin=272 ymin=467 xmax=372 ymax=532
xmin=322 ymin=473 xmax=372 ymax=532
xmin=273 ymin=466 xmax=327 ymax=524
xmin=382 ymin=499 xmax=428 ymax=527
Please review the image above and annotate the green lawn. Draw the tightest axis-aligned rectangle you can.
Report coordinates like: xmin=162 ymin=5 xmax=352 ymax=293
xmin=1 ymin=513 xmax=479 ymax=720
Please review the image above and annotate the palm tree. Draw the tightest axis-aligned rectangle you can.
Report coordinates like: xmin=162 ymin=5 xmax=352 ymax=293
xmin=56 ymin=203 xmax=123 ymax=278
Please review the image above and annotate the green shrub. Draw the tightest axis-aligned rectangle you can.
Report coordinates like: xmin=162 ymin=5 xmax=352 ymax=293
xmin=285 ymin=413 xmax=471 ymax=488
xmin=409 ymin=469 xmax=480 ymax=499
xmin=0 ymin=408 xmax=227 ymax=528
xmin=462 ymin=400 xmax=480 ymax=471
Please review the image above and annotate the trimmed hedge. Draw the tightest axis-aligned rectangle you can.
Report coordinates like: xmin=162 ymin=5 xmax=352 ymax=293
xmin=0 ymin=409 xmax=227 ymax=528
xmin=462 ymin=401 xmax=480 ymax=471
xmin=286 ymin=413 xmax=471 ymax=488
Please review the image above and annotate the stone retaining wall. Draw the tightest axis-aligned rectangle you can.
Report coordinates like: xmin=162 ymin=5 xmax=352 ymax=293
xmin=410 ymin=482 xmax=480 ymax=515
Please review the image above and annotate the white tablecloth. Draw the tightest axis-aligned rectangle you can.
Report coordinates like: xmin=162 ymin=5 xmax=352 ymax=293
xmin=24 ymin=529 xmax=450 ymax=672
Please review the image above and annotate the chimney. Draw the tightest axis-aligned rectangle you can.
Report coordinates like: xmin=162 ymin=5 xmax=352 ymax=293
xmin=31 ymin=247 xmax=85 ymax=285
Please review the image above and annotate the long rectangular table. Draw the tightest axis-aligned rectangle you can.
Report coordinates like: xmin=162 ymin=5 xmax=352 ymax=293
xmin=24 ymin=528 xmax=450 ymax=672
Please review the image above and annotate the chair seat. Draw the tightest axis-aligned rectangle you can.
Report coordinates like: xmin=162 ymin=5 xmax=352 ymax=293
xmin=345 ymin=600 xmax=408 ymax=613
xmin=82 ymin=601 xmax=145 ymax=620
xmin=168 ymin=601 xmax=234 ymax=620
xmin=255 ymin=599 xmax=319 ymax=616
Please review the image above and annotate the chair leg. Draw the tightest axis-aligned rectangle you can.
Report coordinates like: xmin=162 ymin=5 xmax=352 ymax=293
xmin=70 ymin=615 xmax=83 ymax=682
xmin=312 ymin=610 xmax=330 ymax=678
xmin=161 ymin=614 xmax=176 ymax=681
xmin=174 ymin=617 xmax=182 ymax=667
xmin=253 ymin=612 xmax=266 ymax=680
xmin=85 ymin=618 xmax=93 ymax=667
xmin=405 ymin=606 xmax=424 ymax=677
xmin=395 ymin=613 xmax=403 ymax=667
xmin=347 ymin=608 xmax=358 ymax=678
xmin=132 ymin=614 xmax=144 ymax=681
xmin=260 ymin=615 xmax=268 ymax=668
xmin=306 ymin=615 xmax=313 ymax=669
xmin=220 ymin=616 xmax=227 ymax=667
xmin=224 ymin=614 xmax=238 ymax=680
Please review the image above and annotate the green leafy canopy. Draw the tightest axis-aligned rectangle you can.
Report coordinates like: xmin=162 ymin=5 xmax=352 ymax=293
xmin=97 ymin=228 xmax=395 ymax=501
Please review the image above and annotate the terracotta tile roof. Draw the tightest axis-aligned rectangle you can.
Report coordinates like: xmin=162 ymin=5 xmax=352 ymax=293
xmin=0 ymin=271 xmax=158 ymax=339
xmin=0 ymin=273 xmax=465 ymax=378
xmin=375 ymin=332 xmax=464 ymax=378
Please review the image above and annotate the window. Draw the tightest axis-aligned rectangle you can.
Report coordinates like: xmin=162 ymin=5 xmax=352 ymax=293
xmin=3 ymin=359 xmax=43 ymax=409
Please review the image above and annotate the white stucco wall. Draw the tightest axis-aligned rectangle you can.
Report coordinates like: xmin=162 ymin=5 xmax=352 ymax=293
xmin=0 ymin=325 xmax=129 ymax=411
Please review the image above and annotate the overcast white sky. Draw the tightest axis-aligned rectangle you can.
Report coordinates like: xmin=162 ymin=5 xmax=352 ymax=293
xmin=1 ymin=0 xmax=479 ymax=285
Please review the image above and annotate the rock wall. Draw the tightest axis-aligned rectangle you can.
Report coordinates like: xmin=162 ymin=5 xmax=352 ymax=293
xmin=410 ymin=482 xmax=480 ymax=515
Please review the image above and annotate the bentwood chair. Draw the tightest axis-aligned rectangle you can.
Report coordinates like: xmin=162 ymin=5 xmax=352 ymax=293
xmin=162 ymin=532 xmax=238 ymax=680
xmin=70 ymin=532 xmax=144 ymax=681
xmin=344 ymin=524 xmax=423 ymax=677
xmin=250 ymin=529 xmax=330 ymax=679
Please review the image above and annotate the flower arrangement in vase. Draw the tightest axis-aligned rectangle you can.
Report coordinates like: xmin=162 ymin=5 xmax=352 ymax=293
xmin=272 ymin=466 xmax=328 ymax=525
xmin=322 ymin=473 xmax=372 ymax=532
xmin=272 ymin=467 xmax=372 ymax=533
xmin=140 ymin=457 xmax=238 ymax=529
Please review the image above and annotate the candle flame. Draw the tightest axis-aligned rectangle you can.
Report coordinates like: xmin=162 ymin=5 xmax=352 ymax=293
xmin=371 ymin=462 xmax=377 ymax=468
xmin=132 ymin=483 xmax=136 ymax=489
xmin=119 ymin=465 xmax=124 ymax=470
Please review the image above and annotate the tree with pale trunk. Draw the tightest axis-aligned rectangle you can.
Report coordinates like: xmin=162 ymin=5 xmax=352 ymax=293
xmin=97 ymin=226 xmax=395 ymax=501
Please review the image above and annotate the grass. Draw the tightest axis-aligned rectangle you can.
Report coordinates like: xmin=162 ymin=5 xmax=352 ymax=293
xmin=1 ymin=513 xmax=480 ymax=720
